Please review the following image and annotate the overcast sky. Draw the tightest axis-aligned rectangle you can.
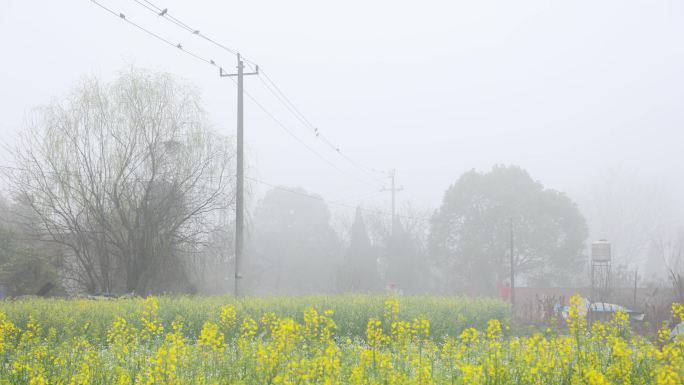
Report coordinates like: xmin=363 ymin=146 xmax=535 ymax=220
xmin=1 ymin=0 xmax=683 ymax=217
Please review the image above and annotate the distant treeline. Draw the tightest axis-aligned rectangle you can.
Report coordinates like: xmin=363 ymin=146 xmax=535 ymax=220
xmin=0 ymin=69 xmax=589 ymax=297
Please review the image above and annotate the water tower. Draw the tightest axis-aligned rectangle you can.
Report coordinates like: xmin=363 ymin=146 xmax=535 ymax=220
xmin=591 ymin=239 xmax=612 ymax=302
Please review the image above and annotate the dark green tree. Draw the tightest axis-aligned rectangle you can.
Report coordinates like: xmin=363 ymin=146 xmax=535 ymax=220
xmin=0 ymin=198 xmax=63 ymax=297
xmin=384 ymin=219 xmax=428 ymax=294
xmin=248 ymin=187 xmax=340 ymax=295
xmin=340 ymin=208 xmax=380 ymax=292
xmin=429 ymin=165 xmax=587 ymax=294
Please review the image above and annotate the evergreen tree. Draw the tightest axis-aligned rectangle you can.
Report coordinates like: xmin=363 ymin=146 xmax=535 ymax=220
xmin=342 ymin=208 xmax=380 ymax=292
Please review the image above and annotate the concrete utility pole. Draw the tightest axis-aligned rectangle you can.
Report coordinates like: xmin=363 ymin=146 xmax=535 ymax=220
xmin=633 ymin=269 xmax=638 ymax=307
xmin=221 ymin=53 xmax=258 ymax=297
xmin=510 ymin=217 xmax=516 ymax=308
xmin=382 ymin=169 xmax=403 ymax=236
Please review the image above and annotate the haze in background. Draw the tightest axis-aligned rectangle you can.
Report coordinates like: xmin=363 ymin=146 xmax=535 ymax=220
xmin=1 ymin=0 xmax=683 ymax=269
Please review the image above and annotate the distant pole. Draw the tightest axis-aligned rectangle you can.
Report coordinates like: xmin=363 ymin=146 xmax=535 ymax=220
xmin=382 ymin=169 xmax=403 ymax=236
xmin=221 ymin=53 xmax=258 ymax=297
xmin=590 ymin=260 xmax=595 ymax=302
xmin=391 ymin=169 xmax=396 ymax=233
xmin=510 ymin=217 xmax=515 ymax=308
xmin=633 ymin=269 xmax=638 ymax=307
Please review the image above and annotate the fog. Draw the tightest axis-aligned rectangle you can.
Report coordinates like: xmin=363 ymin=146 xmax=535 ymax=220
xmin=0 ymin=0 xmax=683 ymax=296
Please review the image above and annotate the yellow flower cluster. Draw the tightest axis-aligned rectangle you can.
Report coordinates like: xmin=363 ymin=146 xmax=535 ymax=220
xmin=0 ymin=311 xmax=18 ymax=353
xmin=0 ymin=295 xmax=681 ymax=384
xmin=198 ymin=321 xmax=226 ymax=353
xmin=140 ymin=297 xmax=164 ymax=341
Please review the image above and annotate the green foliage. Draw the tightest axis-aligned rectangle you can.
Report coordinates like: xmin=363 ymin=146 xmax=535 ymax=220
xmin=248 ymin=187 xmax=341 ymax=294
xmin=9 ymin=69 xmax=234 ymax=295
xmin=0 ymin=200 xmax=62 ymax=297
xmin=339 ymin=208 xmax=381 ymax=292
xmin=386 ymin=221 xmax=428 ymax=294
xmin=0 ymin=295 xmax=509 ymax=342
xmin=0 ymin=296 xmax=680 ymax=384
xmin=430 ymin=165 xmax=588 ymax=293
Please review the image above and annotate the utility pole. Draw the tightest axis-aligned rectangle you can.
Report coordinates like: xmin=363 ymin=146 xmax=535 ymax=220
xmin=510 ymin=217 xmax=515 ymax=309
xmin=382 ymin=169 xmax=403 ymax=236
xmin=633 ymin=269 xmax=638 ymax=308
xmin=221 ymin=53 xmax=258 ymax=297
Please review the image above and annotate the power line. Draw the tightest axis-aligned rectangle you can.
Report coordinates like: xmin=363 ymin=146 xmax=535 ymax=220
xmin=128 ymin=0 xmax=384 ymax=185
xmin=257 ymin=69 xmax=384 ymax=183
xmin=93 ymin=0 xmax=383 ymax=295
xmin=90 ymin=0 xmax=220 ymax=67
xmin=91 ymin=0 xmax=376 ymax=188
xmin=90 ymin=1 xmax=419 ymax=224
xmin=136 ymin=0 xmax=198 ymax=34
xmin=0 ymin=164 xmax=429 ymax=222
xmin=220 ymin=75 xmax=378 ymax=188
xmin=333 ymin=190 xmax=386 ymax=205
xmin=245 ymin=176 xmax=430 ymax=222
xmin=95 ymin=0 xmax=377 ymax=188
xmin=243 ymin=92 xmax=377 ymax=188
xmin=132 ymin=0 xmax=239 ymax=55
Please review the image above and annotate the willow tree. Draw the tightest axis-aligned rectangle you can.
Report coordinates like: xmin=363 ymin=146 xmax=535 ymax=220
xmin=8 ymin=69 xmax=235 ymax=294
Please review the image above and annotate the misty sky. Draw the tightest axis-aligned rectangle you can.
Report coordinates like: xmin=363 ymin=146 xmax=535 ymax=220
xmin=1 ymin=0 xmax=683 ymax=218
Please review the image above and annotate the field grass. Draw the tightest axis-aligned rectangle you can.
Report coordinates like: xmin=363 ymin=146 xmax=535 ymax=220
xmin=0 ymin=295 xmax=508 ymax=342
xmin=0 ymin=295 xmax=682 ymax=384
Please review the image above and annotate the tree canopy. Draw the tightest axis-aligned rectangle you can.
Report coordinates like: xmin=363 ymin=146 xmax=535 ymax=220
xmin=429 ymin=165 xmax=587 ymax=293
xmin=0 ymin=197 xmax=63 ymax=296
xmin=248 ymin=187 xmax=340 ymax=295
xmin=7 ymin=68 xmax=235 ymax=295
xmin=338 ymin=208 xmax=380 ymax=292
xmin=385 ymin=220 xmax=427 ymax=294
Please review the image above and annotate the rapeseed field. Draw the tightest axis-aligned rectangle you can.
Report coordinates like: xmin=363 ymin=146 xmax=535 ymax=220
xmin=0 ymin=295 xmax=681 ymax=384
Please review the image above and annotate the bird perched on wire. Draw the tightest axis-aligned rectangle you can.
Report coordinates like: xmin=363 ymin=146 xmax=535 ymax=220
xmin=176 ymin=43 xmax=183 ymax=50
xmin=119 ymin=13 xmax=126 ymax=19
xmin=158 ymin=8 xmax=168 ymax=16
